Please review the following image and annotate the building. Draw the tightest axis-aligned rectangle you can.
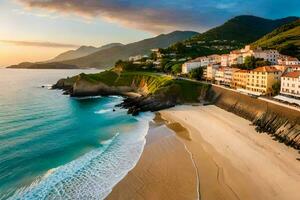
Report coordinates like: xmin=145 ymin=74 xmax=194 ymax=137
xmin=286 ymin=65 xmax=300 ymax=72
xmin=228 ymin=45 xmax=280 ymax=66
xmin=229 ymin=50 xmax=244 ymax=65
xmin=207 ymin=54 xmax=221 ymax=64
xmin=151 ymin=49 xmax=163 ymax=58
xmin=129 ymin=55 xmax=143 ymax=62
xmin=232 ymin=70 xmax=249 ymax=89
xmin=280 ymin=71 xmax=300 ymax=98
xmin=224 ymin=68 xmax=239 ymax=86
xmin=182 ymin=55 xmax=221 ymax=74
xmin=221 ymin=54 xmax=230 ymax=66
xmin=252 ymin=49 xmax=280 ymax=64
xmin=246 ymin=66 xmax=282 ymax=95
xmin=181 ymin=57 xmax=208 ymax=74
xmin=215 ymin=67 xmax=226 ymax=84
xmin=205 ymin=64 xmax=220 ymax=81
xmin=278 ymin=56 xmax=300 ymax=66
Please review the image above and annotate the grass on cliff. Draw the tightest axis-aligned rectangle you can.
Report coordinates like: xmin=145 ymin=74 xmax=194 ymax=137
xmin=75 ymin=70 xmax=210 ymax=102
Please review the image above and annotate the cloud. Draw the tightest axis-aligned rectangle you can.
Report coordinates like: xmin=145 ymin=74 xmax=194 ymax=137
xmin=0 ymin=40 xmax=79 ymax=48
xmin=15 ymin=0 xmax=300 ymax=33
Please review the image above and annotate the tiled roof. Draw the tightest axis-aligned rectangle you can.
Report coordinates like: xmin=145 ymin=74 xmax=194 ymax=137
xmin=282 ymin=71 xmax=300 ymax=78
xmin=252 ymin=66 xmax=281 ymax=73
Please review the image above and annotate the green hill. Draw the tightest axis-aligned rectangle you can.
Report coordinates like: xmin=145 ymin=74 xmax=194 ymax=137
xmin=252 ymin=19 xmax=300 ymax=58
xmin=192 ymin=15 xmax=299 ymax=44
xmin=61 ymin=31 xmax=198 ymax=69
xmin=161 ymin=16 xmax=299 ymax=60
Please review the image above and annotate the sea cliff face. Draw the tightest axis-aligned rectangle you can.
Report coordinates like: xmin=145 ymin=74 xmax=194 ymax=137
xmin=207 ymin=86 xmax=300 ymax=149
xmin=53 ymin=71 xmax=210 ymax=115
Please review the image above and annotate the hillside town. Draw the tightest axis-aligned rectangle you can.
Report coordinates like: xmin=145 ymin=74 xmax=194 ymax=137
xmin=181 ymin=45 xmax=300 ymax=98
xmin=128 ymin=45 xmax=300 ymax=105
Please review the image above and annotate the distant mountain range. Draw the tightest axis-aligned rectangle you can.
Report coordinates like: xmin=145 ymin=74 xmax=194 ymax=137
xmin=8 ymin=31 xmax=197 ymax=69
xmin=49 ymin=43 xmax=124 ymax=62
xmin=60 ymin=31 xmax=198 ymax=68
xmin=191 ymin=15 xmax=299 ymax=44
xmin=8 ymin=15 xmax=299 ymax=69
xmin=252 ymin=19 xmax=300 ymax=59
xmin=7 ymin=62 xmax=80 ymax=69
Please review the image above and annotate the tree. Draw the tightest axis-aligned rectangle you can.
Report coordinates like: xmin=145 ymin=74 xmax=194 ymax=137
xmin=171 ymin=63 xmax=182 ymax=75
xmin=189 ymin=67 xmax=203 ymax=80
xmin=272 ymin=81 xmax=281 ymax=96
xmin=244 ymin=56 xmax=256 ymax=69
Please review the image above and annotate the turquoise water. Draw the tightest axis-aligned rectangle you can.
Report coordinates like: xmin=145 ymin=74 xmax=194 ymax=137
xmin=0 ymin=69 xmax=152 ymax=199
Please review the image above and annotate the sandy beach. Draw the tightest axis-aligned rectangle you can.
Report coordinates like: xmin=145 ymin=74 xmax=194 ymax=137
xmin=107 ymin=105 xmax=300 ymax=200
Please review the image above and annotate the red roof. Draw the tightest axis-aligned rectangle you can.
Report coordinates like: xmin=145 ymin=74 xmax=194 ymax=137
xmin=252 ymin=66 xmax=281 ymax=73
xmin=282 ymin=71 xmax=300 ymax=78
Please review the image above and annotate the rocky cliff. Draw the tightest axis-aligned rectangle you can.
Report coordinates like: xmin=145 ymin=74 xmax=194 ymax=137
xmin=53 ymin=71 xmax=210 ymax=115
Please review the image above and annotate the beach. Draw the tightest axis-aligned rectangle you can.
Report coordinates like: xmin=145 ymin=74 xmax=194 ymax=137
xmin=106 ymin=105 xmax=300 ymax=200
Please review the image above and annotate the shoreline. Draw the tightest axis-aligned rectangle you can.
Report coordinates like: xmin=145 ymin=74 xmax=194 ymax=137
xmin=106 ymin=105 xmax=300 ymax=200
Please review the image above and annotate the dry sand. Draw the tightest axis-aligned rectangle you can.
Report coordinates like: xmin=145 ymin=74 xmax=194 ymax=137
xmin=107 ymin=105 xmax=300 ymax=200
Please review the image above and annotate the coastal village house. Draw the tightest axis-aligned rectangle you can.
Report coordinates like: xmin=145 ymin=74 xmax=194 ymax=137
xmin=280 ymin=71 xmax=300 ymax=98
xmin=182 ymin=55 xmax=220 ymax=74
xmin=215 ymin=67 xmax=226 ymax=84
xmin=232 ymin=70 xmax=249 ymax=89
xmin=221 ymin=54 xmax=230 ymax=66
xmin=205 ymin=63 xmax=220 ymax=81
xmin=278 ymin=56 xmax=300 ymax=66
xmin=220 ymin=45 xmax=280 ymax=67
xmin=224 ymin=67 xmax=239 ymax=86
xmin=246 ymin=66 xmax=282 ymax=95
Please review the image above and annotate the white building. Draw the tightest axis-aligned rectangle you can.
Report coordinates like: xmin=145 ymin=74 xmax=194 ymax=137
xmin=281 ymin=71 xmax=300 ymax=98
xmin=129 ymin=55 xmax=143 ymax=62
xmin=182 ymin=55 xmax=221 ymax=74
xmin=252 ymin=49 xmax=280 ymax=64
xmin=215 ymin=67 xmax=226 ymax=84
xmin=182 ymin=57 xmax=208 ymax=74
xmin=278 ymin=56 xmax=300 ymax=66
xmin=205 ymin=64 xmax=220 ymax=80
xmin=221 ymin=54 xmax=230 ymax=66
xmin=224 ymin=68 xmax=240 ymax=86
xmin=228 ymin=45 xmax=280 ymax=66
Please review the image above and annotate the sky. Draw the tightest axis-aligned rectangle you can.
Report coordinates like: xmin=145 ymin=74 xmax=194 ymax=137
xmin=0 ymin=0 xmax=299 ymax=67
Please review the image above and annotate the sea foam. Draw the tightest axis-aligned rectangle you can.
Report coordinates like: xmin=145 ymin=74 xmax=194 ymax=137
xmin=9 ymin=113 xmax=153 ymax=200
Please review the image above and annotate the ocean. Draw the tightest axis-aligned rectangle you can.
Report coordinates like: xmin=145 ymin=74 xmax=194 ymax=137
xmin=0 ymin=68 xmax=153 ymax=199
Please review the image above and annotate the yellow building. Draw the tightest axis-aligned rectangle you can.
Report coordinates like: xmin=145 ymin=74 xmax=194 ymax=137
xmin=246 ymin=66 xmax=282 ymax=95
xmin=232 ymin=70 xmax=249 ymax=89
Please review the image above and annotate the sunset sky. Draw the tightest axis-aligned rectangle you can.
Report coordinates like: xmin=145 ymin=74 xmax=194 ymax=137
xmin=0 ymin=0 xmax=299 ymax=67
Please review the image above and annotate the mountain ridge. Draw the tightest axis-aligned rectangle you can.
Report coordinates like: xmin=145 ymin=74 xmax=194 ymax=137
xmin=49 ymin=43 xmax=124 ymax=62
xmin=191 ymin=15 xmax=299 ymax=44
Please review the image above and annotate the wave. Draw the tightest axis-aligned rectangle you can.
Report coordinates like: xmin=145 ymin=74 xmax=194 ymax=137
xmin=94 ymin=109 xmax=112 ymax=114
xmin=9 ymin=113 xmax=153 ymax=200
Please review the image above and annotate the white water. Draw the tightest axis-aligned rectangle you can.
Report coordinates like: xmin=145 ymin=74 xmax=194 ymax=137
xmin=9 ymin=113 xmax=154 ymax=200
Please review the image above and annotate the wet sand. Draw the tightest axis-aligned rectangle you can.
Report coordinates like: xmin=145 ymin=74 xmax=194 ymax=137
xmin=107 ymin=105 xmax=300 ymax=200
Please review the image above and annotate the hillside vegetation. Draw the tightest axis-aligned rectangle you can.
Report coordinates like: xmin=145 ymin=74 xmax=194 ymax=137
xmin=252 ymin=20 xmax=300 ymax=58
xmin=58 ymin=70 xmax=210 ymax=102
xmin=160 ymin=16 xmax=298 ymax=62
xmin=192 ymin=15 xmax=298 ymax=44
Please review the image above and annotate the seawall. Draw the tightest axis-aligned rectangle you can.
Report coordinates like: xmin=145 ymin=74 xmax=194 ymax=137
xmin=207 ymin=85 xmax=300 ymax=149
